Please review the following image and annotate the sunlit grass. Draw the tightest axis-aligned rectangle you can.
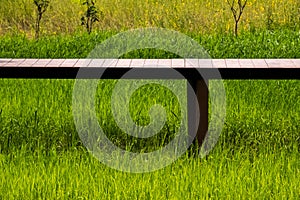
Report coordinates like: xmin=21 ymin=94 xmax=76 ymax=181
xmin=0 ymin=0 xmax=299 ymax=197
xmin=0 ymin=79 xmax=299 ymax=153
xmin=0 ymin=0 xmax=299 ymax=36
xmin=0 ymin=144 xmax=299 ymax=199
xmin=0 ymin=29 xmax=299 ymax=58
xmin=0 ymin=77 xmax=299 ymax=199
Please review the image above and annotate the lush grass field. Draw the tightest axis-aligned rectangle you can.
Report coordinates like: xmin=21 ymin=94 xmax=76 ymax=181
xmin=0 ymin=79 xmax=299 ymax=198
xmin=0 ymin=0 xmax=300 ymax=198
xmin=1 ymin=147 xmax=299 ymax=199
xmin=1 ymin=79 xmax=299 ymax=153
xmin=0 ymin=29 xmax=300 ymax=58
xmin=0 ymin=0 xmax=299 ymax=36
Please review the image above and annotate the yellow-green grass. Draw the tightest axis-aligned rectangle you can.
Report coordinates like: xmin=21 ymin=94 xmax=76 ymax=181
xmin=0 ymin=78 xmax=299 ymax=199
xmin=0 ymin=0 xmax=299 ymax=36
xmin=0 ymin=147 xmax=299 ymax=199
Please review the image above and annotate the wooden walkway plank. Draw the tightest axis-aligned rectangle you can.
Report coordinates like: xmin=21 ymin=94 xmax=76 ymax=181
xmin=32 ymin=59 xmax=52 ymax=67
xmin=171 ymin=59 xmax=184 ymax=68
xmin=292 ymin=59 xmax=300 ymax=68
xmin=46 ymin=59 xmax=66 ymax=67
xmin=144 ymin=59 xmax=159 ymax=68
xmin=158 ymin=59 xmax=171 ymax=68
xmin=185 ymin=59 xmax=199 ymax=68
xmin=251 ymin=59 xmax=269 ymax=68
xmin=4 ymin=59 xmax=25 ymax=67
xmin=74 ymin=59 xmax=92 ymax=67
xmin=238 ymin=59 xmax=254 ymax=67
xmin=212 ymin=59 xmax=227 ymax=68
xmin=266 ymin=59 xmax=295 ymax=68
xmin=18 ymin=59 xmax=39 ymax=67
xmin=102 ymin=59 xmax=118 ymax=67
xmin=0 ymin=58 xmax=12 ymax=66
xmin=198 ymin=59 xmax=213 ymax=68
xmin=116 ymin=59 xmax=132 ymax=68
xmin=88 ymin=59 xmax=105 ymax=67
xmin=225 ymin=59 xmax=241 ymax=68
xmin=130 ymin=59 xmax=145 ymax=67
xmin=61 ymin=59 xmax=79 ymax=67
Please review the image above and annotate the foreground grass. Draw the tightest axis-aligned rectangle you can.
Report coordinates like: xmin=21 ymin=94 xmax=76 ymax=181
xmin=0 ymin=147 xmax=299 ymax=199
xmin=0 ymin=79 xmax=299 ymax=153
xmin=0 ymin=79 xmax=299 ymax=198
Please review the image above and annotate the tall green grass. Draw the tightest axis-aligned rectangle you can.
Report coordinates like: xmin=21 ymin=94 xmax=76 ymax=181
xmin=0 ymin=79 xmax=299 ymax=154
xmin=0 ymin=10 xmax=299 ymax=197
xmin=0 ymin=79 xmax=299 ymax=199
xmin=0 ymin=145 xmax=299 ymax=199
xmin=0 ymin=29 xmax=299 ymax=58
xmin=221 ymin=80 xmax=300 ymax=152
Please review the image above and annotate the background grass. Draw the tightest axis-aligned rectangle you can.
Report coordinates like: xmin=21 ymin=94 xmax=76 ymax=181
xmin=0 ymin=0 xmax=299 ymax=36
xmin=0 ymin=29 xmax=300 ymax=58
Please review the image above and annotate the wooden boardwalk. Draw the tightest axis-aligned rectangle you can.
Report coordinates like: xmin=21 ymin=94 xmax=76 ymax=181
xmin=1 ymin=58 xmax=300 ymax=68
xmin=1 ymin=58 xmax=299 ymax=146
xmin=0 ymin=59 xmax=299 ymax=79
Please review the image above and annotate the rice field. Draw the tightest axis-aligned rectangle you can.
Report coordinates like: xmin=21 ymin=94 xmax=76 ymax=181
xmin=0 ymin=0 xmax=300 ymax=198
xmin=1 ymin=147 xmax=299 ymax=199
xmin=0 ymin=79 xmax=299 ymax=198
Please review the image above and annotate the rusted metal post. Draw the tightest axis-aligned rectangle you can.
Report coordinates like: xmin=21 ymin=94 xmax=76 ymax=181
xmin=188 ymin=79 xmax=209 ymax=146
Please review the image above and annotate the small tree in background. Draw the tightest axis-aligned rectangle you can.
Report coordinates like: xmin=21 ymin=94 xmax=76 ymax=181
xmin=34 ymin=0 xmax=50 ymax=39
xmin=81 ymin=0 xmax=100 ymax=34
xmin=227 ymin=0 xmax=248 ymax=36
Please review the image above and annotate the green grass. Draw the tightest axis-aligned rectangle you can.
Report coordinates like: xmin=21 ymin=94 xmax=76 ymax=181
xmin=0 ymin=19 xmax=299 ymax=199
xmin=0 ymin=79 xmax=299 ymax=153
xmin=0 ymin=79 xmax=299 ymax=198
xmin=0 ymin=144 xmax=299 ymax=199
xmin=0 ymin=0 xmax=299 ymax=198
xmin=0 ymin=29 xmax=300 ymax=58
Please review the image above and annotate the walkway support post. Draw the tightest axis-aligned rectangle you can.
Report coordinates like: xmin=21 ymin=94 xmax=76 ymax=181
xmin=188 ymin=79 xmax=209 ymax=146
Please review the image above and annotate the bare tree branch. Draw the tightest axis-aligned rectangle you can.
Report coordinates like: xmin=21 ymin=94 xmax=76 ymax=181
xmin=227 ymin=0 xmax=248 ymax=36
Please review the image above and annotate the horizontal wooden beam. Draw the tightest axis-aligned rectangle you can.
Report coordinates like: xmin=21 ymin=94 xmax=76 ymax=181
xmin=1 ymin=58 xmax=300 ymax=68
xmin=0 ymin=59 xmax=299 ymax=79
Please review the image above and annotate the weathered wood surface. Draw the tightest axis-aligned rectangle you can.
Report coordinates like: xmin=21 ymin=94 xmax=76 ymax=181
xmin=1 ymin=58 xmax=299 ymax=68
xmin=0 ymin=59 xmax=299 ymax=79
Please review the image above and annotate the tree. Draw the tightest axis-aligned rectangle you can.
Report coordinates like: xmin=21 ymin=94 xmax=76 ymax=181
xmin=81 ymin=0 xmax=100 ymax=34
xmin=227 ymin=0 xmax=248 ymax=36
xmin=34 ymin=0 xmax=50 ymax=39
